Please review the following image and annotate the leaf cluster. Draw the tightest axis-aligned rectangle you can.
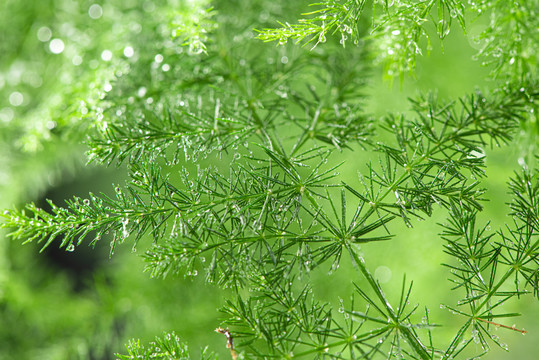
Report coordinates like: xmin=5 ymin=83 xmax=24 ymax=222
xmin=257 ymin=0 xmax=538 ymax=81
xmin=116 ymin=332 xmax=215 ymax=360
xmin=437 ymin=164 xmax=539 ymax=357
xmin=256 ymin=0 xmax=466 ymax=80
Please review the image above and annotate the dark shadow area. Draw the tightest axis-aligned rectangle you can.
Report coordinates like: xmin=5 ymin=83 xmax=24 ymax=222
xmin=35 ymin=167 xmax=119 ymax=292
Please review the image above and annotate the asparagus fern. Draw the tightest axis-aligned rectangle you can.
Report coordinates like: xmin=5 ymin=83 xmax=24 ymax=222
xmin=1 ymin=0 xmax=537 ymax=359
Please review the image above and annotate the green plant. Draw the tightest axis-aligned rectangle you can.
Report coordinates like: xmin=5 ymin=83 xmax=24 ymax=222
xmin=1 ymin=0 xmax=537 ymax=359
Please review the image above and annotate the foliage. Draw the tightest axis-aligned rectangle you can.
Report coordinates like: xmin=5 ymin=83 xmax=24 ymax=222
xmin=116 ymin=332 xmax=215 ymax=360
xmin=1 ymin=0 xmax=538 ymax=359
xmin=256 ymin=0 xmax=538 ymax=81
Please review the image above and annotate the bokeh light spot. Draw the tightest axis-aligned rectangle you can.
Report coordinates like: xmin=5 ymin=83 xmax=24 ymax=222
xmin=374 ymin=266 xmax=392 ymax=284
xmin=49 ymin=38 xmax=65 ymax=54
xmin=123 ymin=46 xmax=134 ymax=58
xmin=88 ymin=4 xmax=103 ymax=19
xmin=9 ymin=92 xmax=24 ymax=106
xmin=37 ymin=27 xmax=52 ymax=42
xmin=101 ymin=50 xmax=113 ymax=61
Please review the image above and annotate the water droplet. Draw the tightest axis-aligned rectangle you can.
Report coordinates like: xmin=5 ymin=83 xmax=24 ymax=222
xmin=66 ymin=244 xmax=75 ymax=252
xmin=121 ymin=217 xmax=129 ymax=238
xmin=188 ymin=40 xmax=204 ymax=55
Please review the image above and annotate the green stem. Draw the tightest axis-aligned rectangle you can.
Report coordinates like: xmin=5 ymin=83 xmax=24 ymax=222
xmin=292 ymin=338 xmax=353 ymax=358
xmin=347 ymin=244 xmax=431 ymax=360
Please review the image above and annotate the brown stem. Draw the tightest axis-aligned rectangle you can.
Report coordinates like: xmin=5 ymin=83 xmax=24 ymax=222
xmin=215 ymin=327 xmax=238 ymax=360
xmin=476 ymin=318 xmax=528 ymax=334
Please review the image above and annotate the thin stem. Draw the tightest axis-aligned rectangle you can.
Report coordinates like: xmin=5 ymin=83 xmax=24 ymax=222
xmin=476 ymin=318 xmax=528 ymax=334
xmin=346 ymin=244 xmax=431 ymax=360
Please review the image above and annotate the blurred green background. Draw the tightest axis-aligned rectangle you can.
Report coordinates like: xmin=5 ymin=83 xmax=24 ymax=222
xmin=0 ymin=0 xmax=536 ymax=359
